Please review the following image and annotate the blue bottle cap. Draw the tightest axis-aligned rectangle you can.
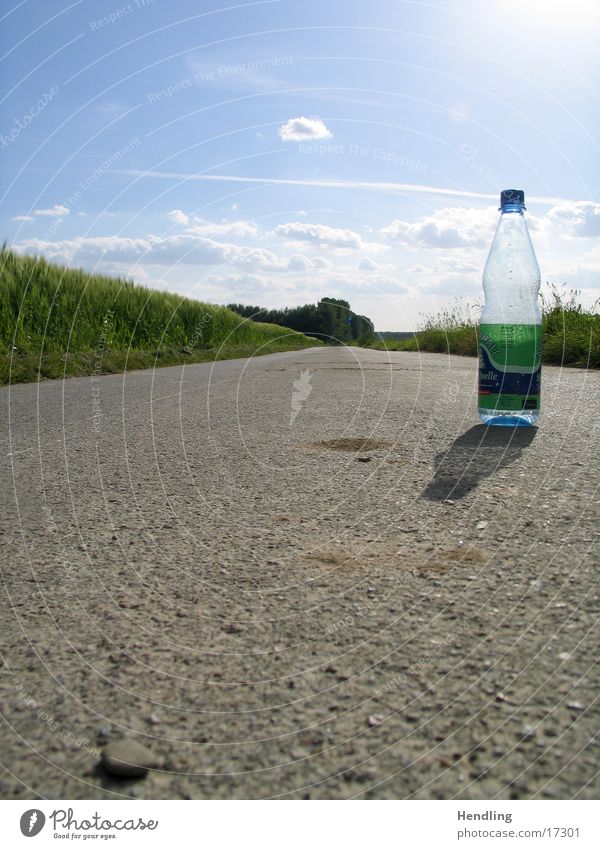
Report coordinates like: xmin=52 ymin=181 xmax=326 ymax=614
xmin=500 ymin=189 xmax=525 ymax=210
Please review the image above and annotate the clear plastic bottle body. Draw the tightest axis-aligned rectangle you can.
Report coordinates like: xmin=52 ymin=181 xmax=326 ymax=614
xmin=478 ymin=201 xmax=542 ymax=427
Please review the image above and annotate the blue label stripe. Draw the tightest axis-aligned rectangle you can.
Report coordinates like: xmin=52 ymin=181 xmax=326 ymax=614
xmin=479 ymin=345 xmax=541 ymax=396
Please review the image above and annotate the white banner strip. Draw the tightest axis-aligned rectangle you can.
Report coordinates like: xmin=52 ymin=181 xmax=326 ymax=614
xmin=1 ymin=800 xmax=599 ymax=848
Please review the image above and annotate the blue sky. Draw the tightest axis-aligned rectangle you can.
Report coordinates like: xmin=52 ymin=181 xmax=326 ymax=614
xmin=2 ymin=0 xmax=599 ymax=329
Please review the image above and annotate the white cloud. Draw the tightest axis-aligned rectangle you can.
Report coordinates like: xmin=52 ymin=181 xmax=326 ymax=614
xmin=15 ymin=233 xmax=284 ymax=271
xmin=336 ymin=274 xmax=409 ymax=295
xmin=33 ymin=204 xmax=69 ymax=218
xmin=12 ymin=215 xmax=34 ymax=222
xmin=167 ymin=210 xmax=257 ymax=237
xmin=443 ymin=256 xmax=481 ymax=273
xmin=15 ymin=198 xmax=597 ymax=332
xmin=381 ymin=204 xmax=574 ymax=253
xmin=359 ymin=257 xmax=380 ymax=271
xmin=272 ymin=221 xmax=367 ymax=249
xmin=382 ymin=206 xmax=498 ymax=249
xmin=543 ymin=247 xmax=600 ymax=292
xmin=523 ymin=212 xmax=549 ymax=239
xmin=401 ymin=254 xmax=483 ymax=298
xmin=167 ymin=209 xmax=189 ymax=225
xmin=186 ymin=219 xmax=258 ymax=238
xmin=423 ymin=274 xmax=482 ymax=296
xmin=548 ymin=201 xmax=600 ymax=238
xmin=278 ymin=116 xmax=332 ymax=142
xmin=212 ymin=273 xmax=297 ymax=297
xmin=286 ymin=254 xmax=312 ymax=271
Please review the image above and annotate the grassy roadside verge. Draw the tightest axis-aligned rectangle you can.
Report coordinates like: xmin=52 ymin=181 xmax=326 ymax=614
xmin=368 ymin=289 xmax=600 ymax=368
xmin=1 ymin=339 xmax=316 ymax=386
xmin=0 ymin=248 xmax=321 ymax=386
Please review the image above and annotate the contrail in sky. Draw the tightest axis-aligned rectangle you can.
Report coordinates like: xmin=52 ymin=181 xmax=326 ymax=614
xmin=115 ymin=169 xmax=572 ymax=206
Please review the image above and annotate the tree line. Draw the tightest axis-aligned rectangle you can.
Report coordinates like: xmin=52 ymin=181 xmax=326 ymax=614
xmin=227 ymin=297 xmax=375 ymax=344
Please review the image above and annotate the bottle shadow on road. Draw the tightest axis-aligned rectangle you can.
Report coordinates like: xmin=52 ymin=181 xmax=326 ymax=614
xmin=422 ymin=424 xmax=538 ymax=501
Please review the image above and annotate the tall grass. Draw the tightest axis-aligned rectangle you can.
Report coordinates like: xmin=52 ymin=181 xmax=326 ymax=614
xmin=539 ymin=286 xmax=600 ymax=368
xmin=0 ymin=247 xmax=320 ymax=384
xmin=368 ymin=286 xmax=599 ymax=368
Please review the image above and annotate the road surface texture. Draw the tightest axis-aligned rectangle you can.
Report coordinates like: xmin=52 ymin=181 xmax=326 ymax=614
xmin=1 ymin=346 xmax=598 ymax=800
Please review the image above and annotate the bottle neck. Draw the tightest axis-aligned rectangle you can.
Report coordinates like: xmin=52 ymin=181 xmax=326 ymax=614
xmin=482 ymin=205 xmax=541 ymax=323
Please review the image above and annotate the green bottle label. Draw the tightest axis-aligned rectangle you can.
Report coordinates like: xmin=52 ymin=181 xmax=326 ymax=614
xmin=478 ymin=323 xmax=541 ymax=411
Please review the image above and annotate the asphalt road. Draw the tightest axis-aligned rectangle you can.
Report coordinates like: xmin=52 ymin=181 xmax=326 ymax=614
xmin=1 ymin=346 xmax=598 ymax=800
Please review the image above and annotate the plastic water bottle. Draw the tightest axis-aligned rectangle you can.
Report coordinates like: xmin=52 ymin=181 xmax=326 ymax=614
xmin=478 ymin=189 xmax=541 ymax=427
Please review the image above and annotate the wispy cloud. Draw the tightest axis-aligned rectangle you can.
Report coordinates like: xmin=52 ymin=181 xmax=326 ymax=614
xmin=12 ymin=204 xmax=69 ymax=221
xmin=33 ymin=204 xmax=69 ymax=217
xmin=184 ymin=54 xmax=295 ymax=93
xmin=116 ymin=169 xmax=571 ymax=206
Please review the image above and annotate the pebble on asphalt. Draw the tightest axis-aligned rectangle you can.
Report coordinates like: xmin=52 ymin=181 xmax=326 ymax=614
xmin=101 ymin=740 xmax=158 ymax=779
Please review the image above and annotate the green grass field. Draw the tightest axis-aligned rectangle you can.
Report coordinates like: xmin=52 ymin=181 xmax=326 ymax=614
xmin=368 ymin=288 xmax=600 ymax=369
xmin=0 ymin=247 xmax=321 ymax=385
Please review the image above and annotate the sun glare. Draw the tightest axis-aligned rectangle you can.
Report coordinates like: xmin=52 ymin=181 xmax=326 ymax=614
xmin=507 ymin=0 xmax=597 ymax=26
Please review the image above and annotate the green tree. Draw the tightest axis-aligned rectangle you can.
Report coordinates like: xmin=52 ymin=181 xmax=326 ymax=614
xmin=227 ymin=297 xmax=373 ymax=344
